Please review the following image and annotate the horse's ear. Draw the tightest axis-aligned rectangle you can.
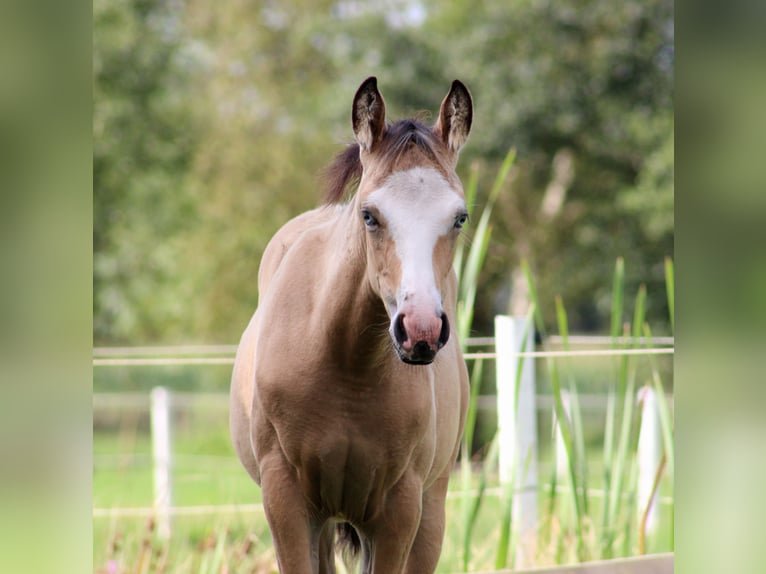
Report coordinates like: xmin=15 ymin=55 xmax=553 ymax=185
xmin=352 ymin=76 xmax=387 ymax=152
xmin=435 ymin=80 xmax=473 ymax=155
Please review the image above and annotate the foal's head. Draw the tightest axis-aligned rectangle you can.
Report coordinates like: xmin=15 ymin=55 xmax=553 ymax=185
xmin=332 ymin=77 xmax=473 ymax=365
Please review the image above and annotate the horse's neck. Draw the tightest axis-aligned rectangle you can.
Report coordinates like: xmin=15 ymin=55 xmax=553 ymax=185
xmin=319 ymin=203 xmax=391 ymax=372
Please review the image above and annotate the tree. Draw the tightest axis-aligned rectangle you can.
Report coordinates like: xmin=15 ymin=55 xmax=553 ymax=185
xmin=94 ymin=0 xmax=673 ymax=343
xmin=420 ymin=0 xmax=675 ymax=333
xmin=94 ymin=0 xmax=200 ymax=343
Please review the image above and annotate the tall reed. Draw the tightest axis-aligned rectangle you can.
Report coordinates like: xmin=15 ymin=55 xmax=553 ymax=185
xmin=451 ymin=152 xmax=674 ymax=567
xmin=523 ymin=260 xmax=588 ymax=563
xmin=453 ymin=149 xmax=516 ymax=571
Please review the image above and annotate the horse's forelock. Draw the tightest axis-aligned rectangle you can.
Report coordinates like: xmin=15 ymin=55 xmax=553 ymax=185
xmin=322 ymin=118 xmax=450 ymax=204
xmin=384 ymin=119 xmax=443 ymax=166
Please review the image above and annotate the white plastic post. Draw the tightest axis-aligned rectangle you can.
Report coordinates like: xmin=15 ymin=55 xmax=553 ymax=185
xmin=637 ymin=386 xmax=662 ymax=535
xmin=495 ymin=315 xmax=538 ymax=567
xmin=151 ymin=386 xmax=172 ymax=539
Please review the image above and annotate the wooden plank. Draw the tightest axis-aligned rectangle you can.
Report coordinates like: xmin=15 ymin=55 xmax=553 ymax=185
xmin=469 ymin=552 xmax=673 ymax=574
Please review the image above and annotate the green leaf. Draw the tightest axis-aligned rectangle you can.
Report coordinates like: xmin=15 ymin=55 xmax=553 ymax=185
xmin=642 ymin=323 xmax=674 ymax=481
xmin=664 ymin=257 xmax=674 ymax=334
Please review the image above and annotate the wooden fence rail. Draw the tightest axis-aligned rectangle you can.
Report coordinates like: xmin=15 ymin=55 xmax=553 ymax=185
xmin=472 ymin=552 xmax=673 ymax=574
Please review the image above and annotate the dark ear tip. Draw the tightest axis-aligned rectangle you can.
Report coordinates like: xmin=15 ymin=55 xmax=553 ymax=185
xmin=358 ymin=76 xmax=378 ymax=93
xmin=451 ymin=79 xmax=472 ymax=101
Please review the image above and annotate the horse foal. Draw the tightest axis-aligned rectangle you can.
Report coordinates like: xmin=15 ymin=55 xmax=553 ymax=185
xmin=231 ymin=76 xmax=473 ymax=574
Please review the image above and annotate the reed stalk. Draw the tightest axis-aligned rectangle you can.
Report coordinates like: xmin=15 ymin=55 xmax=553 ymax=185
xmin=601 ymin=257 xmax=624 ymax=553
xmin=638 ymin=453 xmax=667 ymax=555
xmin=461 ymin=435 xmax=499 ymax=570
xmin=454 ymin=224 xmax=673 ymax=566
xmin=456 ymin=149 xmax=515 ymax=342
xmin=605 ymin=284 xmax=646 ymax=556
xmin=522 ymin=260 xmax=587 ymax=562
xmin=455 ymin=149 xmax=515 ymax=569
xmin=664 ymin=257 xmax=674 ymax=334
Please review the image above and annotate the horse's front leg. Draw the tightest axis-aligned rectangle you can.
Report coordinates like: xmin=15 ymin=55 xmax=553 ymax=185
xmin=366 ymin=474 xmax=423 ymax=574
xmin=259 ymin=453 xmax=318 ymax=573
xmin=405 ymin=473 xmax=450 ymax=574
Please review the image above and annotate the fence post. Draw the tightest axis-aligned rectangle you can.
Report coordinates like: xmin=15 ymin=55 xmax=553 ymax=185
xmin=637 ymin=386 xmax=661 ymax=537
xmin=495 ymin=315 xmax=538 ymax=567
xmin=151 ymin=386 xmax=172 ymax=539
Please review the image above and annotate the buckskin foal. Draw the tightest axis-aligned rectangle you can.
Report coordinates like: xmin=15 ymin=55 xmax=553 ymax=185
xmin=230 ymin=77 xmax=472 ymax=573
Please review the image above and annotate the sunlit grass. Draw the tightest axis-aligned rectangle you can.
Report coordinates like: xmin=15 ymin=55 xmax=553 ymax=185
xmin=93 ymin=437 xmax=673 ymax=572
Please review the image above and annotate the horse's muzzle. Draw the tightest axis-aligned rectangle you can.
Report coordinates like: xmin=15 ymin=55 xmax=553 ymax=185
xmin=392 ymin=312 xmax=450 ymax=365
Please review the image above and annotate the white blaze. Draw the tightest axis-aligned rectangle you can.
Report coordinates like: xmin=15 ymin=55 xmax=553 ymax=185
xmin=366 ymin=167 xmax=464 ymax=315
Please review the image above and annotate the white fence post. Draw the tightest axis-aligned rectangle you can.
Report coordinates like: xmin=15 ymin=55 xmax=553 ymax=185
xmin=495 ymin=315 xmax=538 ymax=567
xmin=151 ymin=386 xmax=172 ymax=539
xmin=637 ymin=386 xmax=662 ymax=536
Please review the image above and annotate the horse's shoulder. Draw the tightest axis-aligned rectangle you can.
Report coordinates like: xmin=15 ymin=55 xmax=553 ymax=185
xmin=257 ymin=205 xmax=341 ymax=296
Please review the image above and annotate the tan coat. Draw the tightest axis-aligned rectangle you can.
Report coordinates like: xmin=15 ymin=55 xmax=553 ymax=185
xmin=230 ymin=77 xmax=473 ymax=574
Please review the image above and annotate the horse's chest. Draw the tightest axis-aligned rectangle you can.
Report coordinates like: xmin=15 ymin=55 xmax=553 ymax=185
xmin=267 ymin=372 xmax=433 ymax=453
xmin=297 ymin=429 xmax=417 ymax=521
xmin=257 ymin=369 xmax=436 ymax=516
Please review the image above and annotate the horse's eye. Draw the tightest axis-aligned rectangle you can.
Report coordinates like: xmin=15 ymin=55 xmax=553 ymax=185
xmin=454 ymin=213 xmax=469 ymax=230
xmin=362 ymin=210 xmax=379 ymax=230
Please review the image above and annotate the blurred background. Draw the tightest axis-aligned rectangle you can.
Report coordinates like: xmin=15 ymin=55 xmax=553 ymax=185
xmin=94 ymin=0 xmax=673 ymax=348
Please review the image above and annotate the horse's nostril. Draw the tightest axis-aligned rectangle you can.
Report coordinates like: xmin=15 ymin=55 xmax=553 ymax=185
xmin=438 ymin=312 xmax=450 ymax=348
xmin=393 ymin=314 xmax=407 ymax=346
xmin=413 ymin=341 xmax=431 ymax=356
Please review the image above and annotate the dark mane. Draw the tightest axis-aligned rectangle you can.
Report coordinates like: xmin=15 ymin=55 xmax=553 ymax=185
xmin=322 ymin=143 xmax=363 ymax=204
xmin=322 ymin=118 xmax=447 ymax=204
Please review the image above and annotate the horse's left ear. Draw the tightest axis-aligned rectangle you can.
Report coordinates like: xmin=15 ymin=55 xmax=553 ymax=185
xmin=434 ymin=80 xmax=473 ymax=156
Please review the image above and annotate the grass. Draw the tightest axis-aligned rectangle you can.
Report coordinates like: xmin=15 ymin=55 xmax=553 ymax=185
xmin=93 ymin=428 xmax=674 ymax=573
xmin=94 ymin=430 xmax=259 ymax=508
xmin=94 ymin=356 xmax=674 ymax=572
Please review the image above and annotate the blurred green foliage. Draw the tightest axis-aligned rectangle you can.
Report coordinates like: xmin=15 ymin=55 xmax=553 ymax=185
xmin=94 ymin=0 xmax=673 ymax=344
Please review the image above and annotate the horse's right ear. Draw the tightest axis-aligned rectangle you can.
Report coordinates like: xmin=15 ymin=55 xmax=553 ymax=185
xmin=434 ymin=80 xmax=473 ymax=156
xmin=352 ymin=76 xmax=387 ymax=152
